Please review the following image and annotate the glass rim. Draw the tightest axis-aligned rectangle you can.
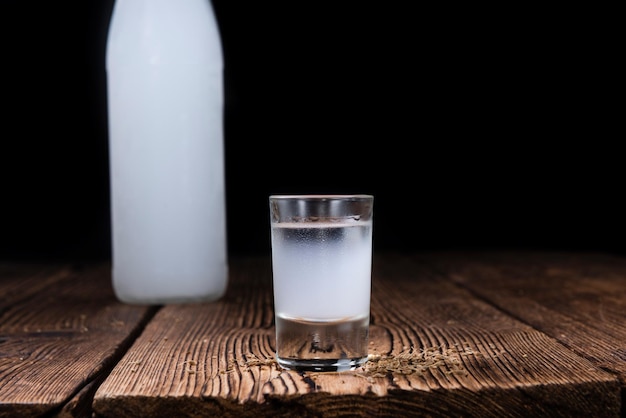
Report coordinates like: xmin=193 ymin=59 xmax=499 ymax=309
xmin=269 ymin=194 xmax=373 ymax=201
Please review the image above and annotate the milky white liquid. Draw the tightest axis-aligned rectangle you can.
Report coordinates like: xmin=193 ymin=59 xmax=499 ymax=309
xmin=271 ymin=221 xmax=372 ymax=321
xmin=106 ymin=0 xmax=227 ymax=303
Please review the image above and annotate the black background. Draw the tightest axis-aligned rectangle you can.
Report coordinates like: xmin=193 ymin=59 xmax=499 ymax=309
xmin=0 ymin=2 xmax=622 ymax=261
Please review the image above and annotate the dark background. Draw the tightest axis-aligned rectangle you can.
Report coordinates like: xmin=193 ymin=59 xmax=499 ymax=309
xmin=0 ymin=2 xmax=621 ymax=262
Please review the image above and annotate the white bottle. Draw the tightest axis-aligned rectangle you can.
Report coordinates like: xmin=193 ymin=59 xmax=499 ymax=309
xmin=106 ymin=0 xmax=228 ymax=304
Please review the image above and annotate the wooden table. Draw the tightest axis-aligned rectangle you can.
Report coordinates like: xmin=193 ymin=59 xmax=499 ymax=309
xmin=1 ymin=252 xmax=624 ymax=417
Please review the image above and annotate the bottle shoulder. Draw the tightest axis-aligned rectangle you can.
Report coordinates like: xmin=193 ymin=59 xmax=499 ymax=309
xmin=106 ymin=0 xmax=222 ymax=66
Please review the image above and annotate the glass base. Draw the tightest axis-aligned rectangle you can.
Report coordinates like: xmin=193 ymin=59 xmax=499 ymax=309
xmin=276 ymin=356 xmax=368 ymax=372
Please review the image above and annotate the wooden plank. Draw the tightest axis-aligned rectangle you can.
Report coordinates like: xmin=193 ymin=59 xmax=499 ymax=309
xmin=0 ymin=262 xmax=69 ymax=304
xmin=93 ymin=255 xmax=621 ymax=417
xmin=423 ymin=251 xmax=626 ymax=409
xmin=0 ymin=263 xmax=156 ymax=418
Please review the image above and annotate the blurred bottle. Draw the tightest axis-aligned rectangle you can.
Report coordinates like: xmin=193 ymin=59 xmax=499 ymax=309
xmin=106 ymin=0 xmax=228 ymax=304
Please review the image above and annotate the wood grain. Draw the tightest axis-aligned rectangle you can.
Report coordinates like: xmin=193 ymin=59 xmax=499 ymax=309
xmin=93 ymin=255 xmax=621 ymax=417
xmin=423 ymin=252 xmax=626 ymax=376
xmin=423 ymin=251 xmax=626 ymax=412
xmin=0 ymin=263 xmax=155 ymax=418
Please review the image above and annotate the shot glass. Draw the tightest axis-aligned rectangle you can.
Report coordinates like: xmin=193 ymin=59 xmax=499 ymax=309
xmin=269 ymin=194 xmax=374 ymax=372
